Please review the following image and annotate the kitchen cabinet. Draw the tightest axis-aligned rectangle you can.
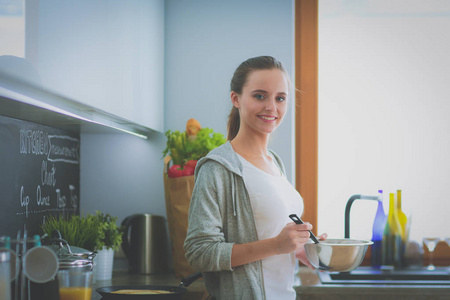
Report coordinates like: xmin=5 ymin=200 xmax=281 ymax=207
xmin=1 ymin=0 xmax=164 ymax=134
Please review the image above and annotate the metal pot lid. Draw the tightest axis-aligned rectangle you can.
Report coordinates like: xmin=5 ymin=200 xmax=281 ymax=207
xmin=58 ymin=257 xmax=93 ymax=269
xmin=43 ymin=237 xmax=96 ymax=261
xmin=49 ymin=244 xmax=95 ymax=259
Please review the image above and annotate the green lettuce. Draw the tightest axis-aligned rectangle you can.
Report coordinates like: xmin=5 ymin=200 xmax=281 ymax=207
xmin=163 ymin=127 xmax=226 ymax=166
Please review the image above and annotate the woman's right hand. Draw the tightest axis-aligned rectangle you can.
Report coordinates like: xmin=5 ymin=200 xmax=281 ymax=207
xmin=274 ymin=222 xmax=313 ymax=254
xmin=230 ymin=222 xmax=313 ymax=268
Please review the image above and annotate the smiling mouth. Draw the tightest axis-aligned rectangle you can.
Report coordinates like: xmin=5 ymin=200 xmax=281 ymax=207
xmin=259 ymin=115 xmax=277 ymax=121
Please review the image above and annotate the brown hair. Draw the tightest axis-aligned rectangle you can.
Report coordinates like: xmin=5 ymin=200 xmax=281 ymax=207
xmin=227 ymin=56 xmax=288 ymax=140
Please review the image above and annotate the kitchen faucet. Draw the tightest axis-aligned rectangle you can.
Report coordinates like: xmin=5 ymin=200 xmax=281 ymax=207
xmin=344 ymin=194 xmax=380 ymax=238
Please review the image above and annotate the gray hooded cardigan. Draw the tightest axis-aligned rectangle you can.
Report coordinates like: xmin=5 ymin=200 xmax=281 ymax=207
xmin=184 ymin=141 xmax=287 ymax=300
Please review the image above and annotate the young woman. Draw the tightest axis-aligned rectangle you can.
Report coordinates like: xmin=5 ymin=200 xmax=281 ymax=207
xmin=184 ymin=56 xmax=326 ymax=300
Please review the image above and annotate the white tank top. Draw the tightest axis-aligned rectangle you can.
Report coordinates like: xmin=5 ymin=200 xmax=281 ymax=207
xmin=237 ymin=153 xmax=304 ymax=300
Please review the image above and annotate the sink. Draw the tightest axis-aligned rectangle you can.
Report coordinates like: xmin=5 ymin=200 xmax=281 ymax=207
xmin=318 ymin=266 xmax=450 ymax=285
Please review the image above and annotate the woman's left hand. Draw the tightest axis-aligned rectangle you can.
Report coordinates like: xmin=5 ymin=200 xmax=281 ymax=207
xmin=295 ymin=233 xmax=328 ymax=269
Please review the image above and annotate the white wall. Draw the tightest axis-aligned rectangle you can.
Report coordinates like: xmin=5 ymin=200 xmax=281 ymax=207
xmin=80 ymin=131 xmax=167 ymax=221
xmin=33 ymin=0 xmax=165 ymax=132
xmin=80 ymin=0 xmax=296 ymax=224
xmin=318 ymin=1 xmax=450 ymax=242
xmin=164 ymin=0 xmax=296 ymax=181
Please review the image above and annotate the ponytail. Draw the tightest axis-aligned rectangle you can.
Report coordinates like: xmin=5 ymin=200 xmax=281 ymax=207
xmin=227 ymin=106 xmax=240 ymax=140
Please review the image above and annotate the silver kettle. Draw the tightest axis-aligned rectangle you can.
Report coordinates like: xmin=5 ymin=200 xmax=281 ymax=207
xmin=121 ymin=214 xmax=171 ymax=274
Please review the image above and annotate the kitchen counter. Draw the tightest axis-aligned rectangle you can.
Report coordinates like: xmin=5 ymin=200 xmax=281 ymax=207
xmin=91 ymin=267 xmax=450 ymax=300
xmin=296 ymin=267 xmax=450 ymax=300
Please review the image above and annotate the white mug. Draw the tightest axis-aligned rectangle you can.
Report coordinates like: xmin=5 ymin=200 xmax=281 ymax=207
xmin=23 ymin=246 xmax=59 ymax=283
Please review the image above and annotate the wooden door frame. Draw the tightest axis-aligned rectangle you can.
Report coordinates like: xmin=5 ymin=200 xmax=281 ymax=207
xmin=295 ymin=0 xmax=318 ymax=233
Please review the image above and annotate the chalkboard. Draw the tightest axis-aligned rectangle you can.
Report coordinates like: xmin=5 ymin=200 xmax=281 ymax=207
xmin=0 ymin=115 xmax=80 ymax=239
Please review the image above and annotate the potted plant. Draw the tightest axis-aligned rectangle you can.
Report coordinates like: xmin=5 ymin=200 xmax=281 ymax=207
xmin=41 ymin=211 xmax=123 ymax=280
xmin=91 ymin=211 xmax=123 ymax=281
xmin=93 ymin=211 xmax=122 ymax=251
xmin=41 ymin=213 xmax=99 ymax=251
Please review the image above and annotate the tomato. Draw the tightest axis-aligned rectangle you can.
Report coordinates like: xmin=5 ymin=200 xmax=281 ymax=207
xmin=168 ymin=164 xmax=195 ymax=178
xmin=182 ymin=166 xmax=195 ymax=176
xmin=185 ymin=160 xmax=198 ymax=169
xmin=168 ymin=165 xmax=184 ymax=178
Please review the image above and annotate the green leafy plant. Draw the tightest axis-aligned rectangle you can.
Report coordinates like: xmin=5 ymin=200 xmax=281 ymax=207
xmin=185 ymin=128 xmax=227 ymax=161
xmin=163 ymin=130 xmax=188 ymax=166
xmin=93 ymin=211 xmax=123 ymax=251
xmin=41 ymin=211 xmax=122 ymax=252
xmin=41 ymin=213 xmax=98 ymax=251
xmin=162 ymin=127 xmax=226 ymax=166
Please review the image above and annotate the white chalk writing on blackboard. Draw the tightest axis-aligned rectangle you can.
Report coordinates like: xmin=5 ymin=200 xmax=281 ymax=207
xmin=36 ymin=185 xmax=50 ymax=206
xmin=20 ymin=186 xmax=30 ymax=218
xmin=48 ymin=135 xmax=79 ymax=164
xmin=19 ymin=130 xmax=49 ymax=155
xmin=18 ymin=184 xmax=78 ymax=218
xmin=16 ymin=131 xmax=79 ymax=218
xmin=19 ymin=131 xmax=80 ymax=164
xmin=69 ymin=185 xmax=78 ymax=210
xmin=1 ymin=115 xmax=80 ymax=238
xmin=41 ymin=161 xmax=56 ymax=187
xmin=56 ymin=188 xmax=66 ymax=209
xmin=15 ymin=207 xmax=77 ymax=216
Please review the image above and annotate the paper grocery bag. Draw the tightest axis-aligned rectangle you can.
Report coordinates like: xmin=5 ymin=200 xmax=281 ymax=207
xmin=163 ymin=156 xmax=196 ymax=278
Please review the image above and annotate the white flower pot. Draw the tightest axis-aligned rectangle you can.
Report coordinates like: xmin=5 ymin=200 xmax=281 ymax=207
xmin=94 ymin=247 xmax=114 ymax=281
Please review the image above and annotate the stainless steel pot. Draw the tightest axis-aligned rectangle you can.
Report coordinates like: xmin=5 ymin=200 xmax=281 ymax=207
xmin=121 ymin=214 xmax=171 ymax=274
xmin=44 ymin=238 xmax=95 ymax=271
xmin=29 ymin=235 xmax=95 ymax=300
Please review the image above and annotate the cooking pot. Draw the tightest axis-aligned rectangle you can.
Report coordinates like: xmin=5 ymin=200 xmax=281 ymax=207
xmin=122 ymin=214 xmax=170 ymax=274
xmin=44 ymin=238 xmax=95 ymax=271
xmin=96 ymin=272 xmax=202 ymax=300
xmin=28 ymin=233 xmax=95 ymax=300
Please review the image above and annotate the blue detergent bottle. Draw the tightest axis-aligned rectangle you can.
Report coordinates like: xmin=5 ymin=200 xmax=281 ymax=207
xmin=371 ymin=190 xmax=387 ymax=268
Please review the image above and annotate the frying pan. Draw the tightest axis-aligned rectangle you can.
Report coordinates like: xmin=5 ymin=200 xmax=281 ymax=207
xmin=96 ymin=272 xmax=202 ymax=300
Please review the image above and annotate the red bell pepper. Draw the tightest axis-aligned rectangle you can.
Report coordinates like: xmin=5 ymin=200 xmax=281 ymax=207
xmin=168 ymin=165 xmax=184 ymax=178
xmin=168 ymin=164 xmax=195 ymax=178
xmin=185 ymin=160 xmax=198 ymax=169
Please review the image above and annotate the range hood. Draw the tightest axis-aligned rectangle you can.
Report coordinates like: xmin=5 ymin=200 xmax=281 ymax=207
xmin=0 ymin=75 xmax=155 ymax=139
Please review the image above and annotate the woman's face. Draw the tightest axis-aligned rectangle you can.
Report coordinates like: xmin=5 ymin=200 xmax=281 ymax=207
xmin=231 ymin=68 xmax=289 ymax=137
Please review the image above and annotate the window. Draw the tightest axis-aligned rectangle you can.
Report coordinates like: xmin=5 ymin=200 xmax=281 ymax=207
xmin=296 ymin=0 xmax=450 ymax=264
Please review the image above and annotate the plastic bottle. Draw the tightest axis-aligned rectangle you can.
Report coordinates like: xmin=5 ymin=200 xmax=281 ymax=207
xmin=371 ymin=190 xmax=386 ymax=268
xmin=382 ymin=192 xmax=403 ymax=268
